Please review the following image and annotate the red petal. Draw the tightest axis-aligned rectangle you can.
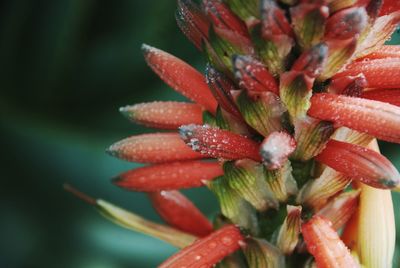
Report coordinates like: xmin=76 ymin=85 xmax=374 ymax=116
xmin=316 ymin=139 xmax=400 ymax=189
xmin=176 ymin=0 xmax=210 ymax=50
xmin=202 ymin=0 xmax=249 ymax=39
xmin=291 ymin=43 xmax=328 ymax=78
xmin=179 ymin=124 xmax=261 ymax=161
xmin=120 ymin=102 xmax=203 ymax=129
xmin=107 ymin=133 xmax=204 ymax=163
xmin=308 ymin=93 xmax=400 ymax=143
xmin=334 ymin=58 xmax=400 ymax=89
xmin=205 ymin=65 xmax=242 ymax=119
xmin=302 ymin=216 xmax=358 ymax=268
xmin=159 ymin=225 xmax=244 ymax=268
xmin=114 ymin=161 xmax=223 ymax=191
xmin=325 ymin=7 xmax=368 ymax=40
xmin=233 ymin=55 xmax=279 ymax=94
xmin=142 ymin=44 xmax=218 ymax=113
xmin=361 ymin=89 xmax=400 ymax=107
xmin=328 ymin=74 xmax=367 ymax=96
xmin=261 ymin=0 xmax=293 ymax=40
xmin=148 ymin=190 xmax=213 ymax=237
xmin=357 ymin=45 xmax=400 ymax=61
xmin=379 ymin=0 xmax=400 ymax=16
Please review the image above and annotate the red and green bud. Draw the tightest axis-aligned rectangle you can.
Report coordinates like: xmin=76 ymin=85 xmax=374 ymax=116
xmin=290 ymin=3 xmax=329 ymax=50
xmin=276 ymin=205 xmax=302 ymax=255
xmin=297 ymin=166 xmax=351 ymax=210
xmin=237 ymin=91 xmax=285 ymax=136
xmin=113 ymin=161 xmax=223 ymax=191
xmin=207 ymin=176 xmax=259 ymax=233
xmin=224 ymin=160 xmax=278 ymax=211
xmin=319 ymin=38 xmax=357 ymax=80
xmin=280 ymin=71 xmax=314 ymax=119
xmin=264 ymin=162 xmax=298 ymax=202
xmin=292 ymin=117 xmax=334 ymax=161
xmin=242 ymin=238 xmax=286 ymax=267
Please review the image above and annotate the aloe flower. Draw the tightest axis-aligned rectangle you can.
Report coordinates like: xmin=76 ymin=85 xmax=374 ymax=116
xmin=67 ymin=1 xmax=400 ymax=267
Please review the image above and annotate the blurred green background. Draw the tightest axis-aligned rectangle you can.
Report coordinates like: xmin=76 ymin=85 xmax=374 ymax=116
xmin=0 ymin=1 xmax=399 ymax=267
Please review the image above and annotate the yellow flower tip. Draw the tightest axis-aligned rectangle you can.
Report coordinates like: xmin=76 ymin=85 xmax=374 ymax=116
xmin=355 ymin=139 xmax=396 ymax=268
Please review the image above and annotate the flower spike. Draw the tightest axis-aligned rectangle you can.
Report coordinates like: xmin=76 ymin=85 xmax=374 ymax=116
xmin=148 ymin=190 xmax=213 ymax=237
xmin=316 ymin=139 xmax=400 ymax=189
xmin=159 ymin=225 xmax=244 ymax=268
xmin=308 ymin=93 xmax=400 ymax=143
xmin=302 ymin=216 xmax=359 ymax=268
xmin=107 ymin=133 xmax=203 ymax=163
xmin=120 ymin=101 xmax=203 ymax=129
xmin=179 ymin=124 xmax=261 ymax=161
xmin=142 ymin=44 xmax=218 ymax=113
xmin=113 ymin=161 xmax=223 ymax=191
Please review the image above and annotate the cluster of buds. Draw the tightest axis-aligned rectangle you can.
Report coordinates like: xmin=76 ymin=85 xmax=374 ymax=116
xmin=67 ymin=0 xmax=400 ymax=267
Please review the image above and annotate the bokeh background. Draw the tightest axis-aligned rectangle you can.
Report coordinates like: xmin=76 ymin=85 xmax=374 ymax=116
xmin=1 ymin=1 xmax=399 ymax=267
